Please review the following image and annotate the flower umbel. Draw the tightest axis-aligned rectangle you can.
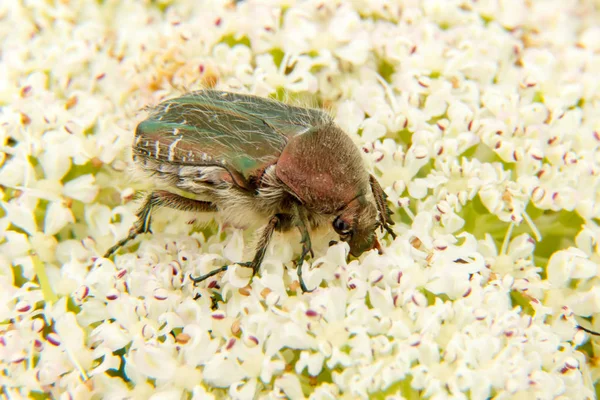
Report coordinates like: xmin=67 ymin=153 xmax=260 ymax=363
xmin=0 ymin=0 xmax=599 ymax=399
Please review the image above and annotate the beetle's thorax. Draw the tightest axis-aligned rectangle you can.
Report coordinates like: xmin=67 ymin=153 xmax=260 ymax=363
xmin=275 ymin=122 xmax=370 ymax=214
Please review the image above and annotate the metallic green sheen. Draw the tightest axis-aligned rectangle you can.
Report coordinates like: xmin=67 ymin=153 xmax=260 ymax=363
xmin=134 ymin=90 xmax=328 ymax=185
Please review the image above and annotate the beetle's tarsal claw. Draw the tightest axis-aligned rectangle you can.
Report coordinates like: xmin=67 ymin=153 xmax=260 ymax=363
xmin=577 ymin=324 xmax=600 ymax=336
xmin=103 ymin=229 xmax=140 ymax=258
xmin=296 ymin=258 xmax=315 ymax=293
xmin=189 ymin=265 xmax=229 ymax=285
xmin=373 ymin=238 xmax=383 ymax=255
xmin=105 ymin=191 xmax=218 ymax=259
xmin=236 ymin=261 xmax=260 ymax=276
xmin=300 ymin=279 xmax=315 ymax=293
xmin=384 ymin=224 xmax=397 ymax=240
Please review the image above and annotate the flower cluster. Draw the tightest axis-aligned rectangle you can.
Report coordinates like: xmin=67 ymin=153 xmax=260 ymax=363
xmin=1 ymin=0 xmax=599 ymax=398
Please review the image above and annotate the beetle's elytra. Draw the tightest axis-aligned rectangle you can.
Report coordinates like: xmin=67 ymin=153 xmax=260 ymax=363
xmin=105 ymin=90 xmax=396 ymax=292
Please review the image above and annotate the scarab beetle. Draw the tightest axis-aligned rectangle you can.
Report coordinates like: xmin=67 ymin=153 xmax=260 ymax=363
xmin=105 ymin=90 xmax=396 ymax=292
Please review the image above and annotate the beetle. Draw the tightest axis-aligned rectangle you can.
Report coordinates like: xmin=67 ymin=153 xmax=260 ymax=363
xmin=104 ymin=90 xmax=396 ymax=292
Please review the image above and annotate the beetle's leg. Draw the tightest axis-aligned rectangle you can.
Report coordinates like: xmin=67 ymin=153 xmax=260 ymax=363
xmin=369 ymin=175 xmax=397 ymax=239
xmin=296 ymin=229 xmax=314 ymax=293
xmin=292 ymin=206 xmax=314 ymax=293
xmin=104 ymin=190 xmax=217 ymax=258
xmin=247 ymin=214 xmax=280 ymax=275
xmin=189 ymin=215 xmax=280 ymax=284
xmin=189 ymin=265 xmax=229 ymax=284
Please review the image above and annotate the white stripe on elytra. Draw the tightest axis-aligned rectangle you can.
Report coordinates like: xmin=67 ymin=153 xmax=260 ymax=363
xmin=168 ymin=136 xmax=183 ymax=161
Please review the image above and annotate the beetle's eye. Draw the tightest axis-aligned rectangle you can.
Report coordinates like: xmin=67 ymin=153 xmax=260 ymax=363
xmin=333 ymin=216 xmax=351 ymax=235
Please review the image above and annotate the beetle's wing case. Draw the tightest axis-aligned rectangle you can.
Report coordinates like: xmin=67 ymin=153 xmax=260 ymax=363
xmin=133 ymin=90 xmax=330 ymax=191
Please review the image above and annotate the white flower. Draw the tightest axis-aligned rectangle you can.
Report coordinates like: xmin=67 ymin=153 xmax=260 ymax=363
xmin=84 ymin=203 xmax=113 ymax=238
xmin=191 ymin=385 xmax=216 ymax=400
xmin=273 ymin=373 xmax=304 ymax=400
xmin=335 ymin=34 xmax=370 ymax=66
xmin=180 ymin=325 xmax=220 ymax=367
xmin=29 ymin=232 xmax=57 ymax=263
xmin=91 ymin=321 xmax=131 ymax=351
xmin=203 ymin=354 xmax=248 ymax=388
xmin=2 ymin=196 xmax=37 ymax=234
xmin=0 ymin=231 xmax=31 ymax=260
xmin=295 ymin=350 xmax=325 ymax=377
xmin=359 ymin=118 xmax=387 ymax=143
xmin=128 ymin=342 xmax=178 ymax=381
xmin=229 ymin=378 xmax=257 ymax=400
xmin=2 ymin=0 xmax=600 ymax=397
xmin=478 ymin=232 xmax=540 ymax=282
xmin=149 ymin=388 xmax=184 ymax=400
xmin=39 ymin=130 xmax=74 ymax=181
xmin=334 ymin=100 xmax=364 ymax=137
xmin=222 ymin=230 xmax=245 ymax=263
xmin=63 ymin=174 xmax=99 ymax=204
xmin=44 ymin=201 xmax=75 ymax=236
xmin=547 ymin=248 xmax=598 ymax=289
xmin=423 ymin=158 xmax=483 ymax=212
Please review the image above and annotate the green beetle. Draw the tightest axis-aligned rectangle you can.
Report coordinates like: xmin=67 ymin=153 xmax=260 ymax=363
xmin=105 ymin=90 xmax=395 ymax=292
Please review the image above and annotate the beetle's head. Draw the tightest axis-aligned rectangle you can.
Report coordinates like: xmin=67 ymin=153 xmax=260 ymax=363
xmin=332 ymin=195 xmax=380 ymax=257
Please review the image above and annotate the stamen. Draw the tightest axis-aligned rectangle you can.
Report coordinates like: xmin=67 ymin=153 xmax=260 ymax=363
xmin=500 ymin=221 xmax=515 ymax=256
xmin=522 ymin=210 xmax=542 ymax=242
